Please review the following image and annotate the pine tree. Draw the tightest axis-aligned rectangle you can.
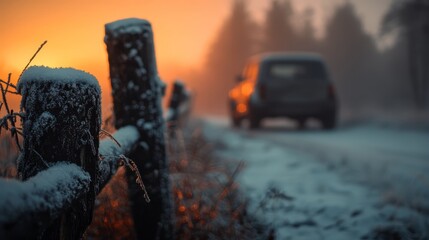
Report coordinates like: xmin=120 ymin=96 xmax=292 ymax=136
xmin=198 ymin=0 xmax=256 ymax=114
xmin=261 ymin=0 xmax=295 ymax=52
xmin=294 ymin=7 xmax=319 ymax=52
xmin=322 ymin=2 xmax=379 ymax=110
xmin=382 ymin=0 xmax=429 ymax=108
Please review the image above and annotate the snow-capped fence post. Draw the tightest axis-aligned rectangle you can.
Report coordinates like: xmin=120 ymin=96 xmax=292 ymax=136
xmin=16 ymin=66 xmax=101 ymax=239
xmin=166 ymin=80 xmax=191 ymax=133
xmin=105 ymin=18 xmax=173 ymax=240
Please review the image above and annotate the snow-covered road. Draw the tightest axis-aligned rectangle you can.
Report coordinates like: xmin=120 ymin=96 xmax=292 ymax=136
xmin=201 ymin=117 xmax=429 ymax=239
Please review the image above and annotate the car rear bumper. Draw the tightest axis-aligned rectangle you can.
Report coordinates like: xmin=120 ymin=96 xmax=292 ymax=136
xmin=249 ymin=99 xmax=337 ymax=118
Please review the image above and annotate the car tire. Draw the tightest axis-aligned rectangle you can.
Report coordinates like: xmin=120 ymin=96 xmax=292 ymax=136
xmin=249 ymin=115 xmax=261 ymax=129
xmin=231 ymin=115 xmax=242 ymax=128
xmin=296 ymin=118 xmax=307 ymax=130
xmin=229 ymin=100 xmax=242 ymax=128
xmin=321 ymin=112 xmax=336 ymax=130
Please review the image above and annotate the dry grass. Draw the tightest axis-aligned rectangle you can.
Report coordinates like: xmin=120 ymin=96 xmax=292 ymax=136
xmin=169 ymin=125 xmax=264 ymax=239
xmin=1 ymin=112 xmax=266 ymax=239
xmin=85 ymin=122 xmax=266 ymax=239
xmin=85 ymin=168 xmax=135 ymax=240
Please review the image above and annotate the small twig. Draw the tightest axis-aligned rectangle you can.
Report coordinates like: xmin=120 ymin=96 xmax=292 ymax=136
xmin=85 ymin=129 xmax=97 ymax=156
xmin=0 ymin=83 xmax=22 ymax=151
xmin=5 ymin=90 xmax=19 ymax=95
xmin=18 ymin=40 xmax=47 ymax=81
xmin=4 ymin=74 xmax=11 ymax=95
xmin=0 ymin=83 xmax=10 ymax=114
xmin=0 ymin=42 xmax=46 ymax=152
xmin=14 ymin=132 xmax=22 ymax=151
xmin=119 ymin=155 xmax=150 ymax=203
xmin=211 ymin=161 xmax=244 ymax=212
xmin=100 ymin=129 xmax=121 ymax=148
xmin=32 ymin=149 xmax=49 ymax=168
xmin=0 ymin=79 xmax=16 ymax=89
xmin=7 ymin=110 xmax=23 ymax=151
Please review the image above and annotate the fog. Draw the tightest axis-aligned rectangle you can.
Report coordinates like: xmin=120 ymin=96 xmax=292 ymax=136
xmin=178 ymin=0 xmax=429 ymax=120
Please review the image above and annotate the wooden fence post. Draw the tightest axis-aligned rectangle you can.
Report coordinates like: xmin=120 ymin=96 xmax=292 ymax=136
xmin=105 ymin=18 xmax=173 ymax=239
xmin=17 ymin=66 xmax=101 ymax=239
xmin=166 ymin=80 xmax=191 ymax=137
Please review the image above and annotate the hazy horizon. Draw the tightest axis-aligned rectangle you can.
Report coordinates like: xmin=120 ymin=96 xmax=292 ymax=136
xmin=0 ymin=0 xmax=391 ymax=76
xmin=0 ymin=0 xmax=395 ymax=116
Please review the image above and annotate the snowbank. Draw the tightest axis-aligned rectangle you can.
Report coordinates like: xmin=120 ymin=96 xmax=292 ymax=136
xmin=0 ymin=163 xmax=90 ymax=224
xmin=202 ymin=118 xmax=429 ymax=239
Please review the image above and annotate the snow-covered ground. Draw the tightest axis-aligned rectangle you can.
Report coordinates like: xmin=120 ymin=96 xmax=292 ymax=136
xmin=202 ymin=117 xmax=429 ymax=239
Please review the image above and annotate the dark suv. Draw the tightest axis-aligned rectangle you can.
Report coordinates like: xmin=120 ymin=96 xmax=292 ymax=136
xmin=228 ymin=52 xmax=338 ymax=129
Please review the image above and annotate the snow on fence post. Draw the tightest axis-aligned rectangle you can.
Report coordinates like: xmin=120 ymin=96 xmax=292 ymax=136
xmin=16 ymin=66 xmax=101 ymax=239
xmin=104 ymin=18 xmax=173 ymax=240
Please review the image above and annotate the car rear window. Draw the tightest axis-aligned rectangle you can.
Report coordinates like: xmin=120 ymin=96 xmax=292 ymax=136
xmin=265 ymin=60 xmax=327 ymax=81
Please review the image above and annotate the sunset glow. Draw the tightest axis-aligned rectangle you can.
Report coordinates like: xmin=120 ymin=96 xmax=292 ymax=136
xmin=0 ymin=0 xmax=390 ymax=111
xmin=0 ymin=0 xmax=231 ymax=93
xmin=2 ymin=1 xmax=427 ymax=239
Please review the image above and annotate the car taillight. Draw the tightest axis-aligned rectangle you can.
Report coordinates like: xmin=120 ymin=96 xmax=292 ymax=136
xmin=236 ymin=103 xmax=247 ymax=114
xmin=328 ymin=84 xmax=336 ymax=99
xmin=259 ymin=84 xmax=266 ymax=100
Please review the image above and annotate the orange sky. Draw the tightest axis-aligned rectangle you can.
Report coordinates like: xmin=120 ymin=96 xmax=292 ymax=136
xmin=0 ymin=0 xmax=390 ymax=113
xmin=0 ymin=0 xmax=233 ymax=85
xmin=0 ymin=0 xmax=235 ymax=113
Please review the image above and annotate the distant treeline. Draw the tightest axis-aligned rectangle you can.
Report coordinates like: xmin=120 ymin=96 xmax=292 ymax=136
xmin=185 ymin=0 xmax=429 ymax=116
